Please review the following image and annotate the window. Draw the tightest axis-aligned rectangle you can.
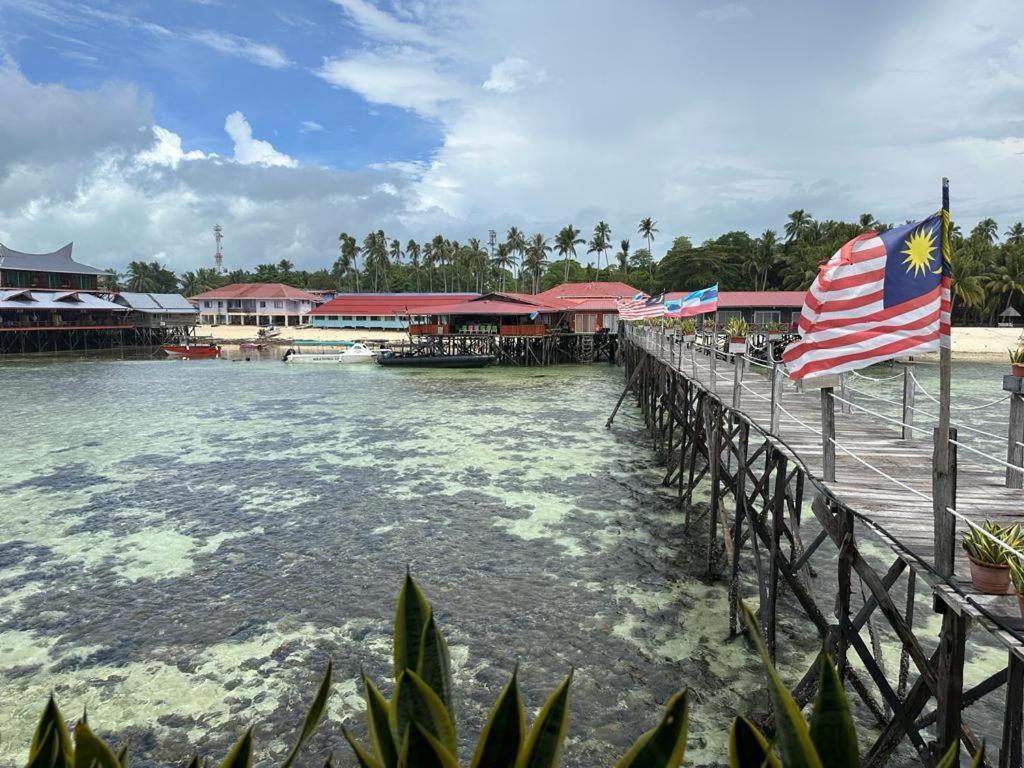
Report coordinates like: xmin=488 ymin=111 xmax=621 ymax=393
xmin=753 ymin=311 xmax=780 ymax=325
xmin=717 ymin=310 xmax=742 ymax=325
xmin=260 ymin=301 xmax=267 ymax=308
xmin=328 ymin=315 xmax=339 ymax=321
xmin=274 ymin=301 xmax=284 ymax=309
xmin=204 ymin=301 xmax=212 ymax=308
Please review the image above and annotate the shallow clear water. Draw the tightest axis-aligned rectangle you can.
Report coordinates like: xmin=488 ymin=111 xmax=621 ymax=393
xmin=1 ymin=352 xmax=1015 ymax=767
xmin=0 ymin=354 xmax=800 ymax=768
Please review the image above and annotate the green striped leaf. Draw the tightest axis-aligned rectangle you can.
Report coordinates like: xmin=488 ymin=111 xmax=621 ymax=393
xmin=217 ymin=729 xmax=253 ymax=768
xmin=342 ymin=727 xmax=382 ymax=768
xmin=613 ymin=689 xmax=688 ymax=768
xmin=73 ymin=720 xmax=121 ymax=768
xmin=362 ymin=672 xmax=399 ymax=768
xmin=728 ymin=717 xmax=780 ymax=768
xmin=808 ymin=654 xmax=857 ymax=768
xmin=515 ymin=674 xmax=571 ymax=768
xmin=30 ymin=697 xmax=73 ymax=768
xmin=395 ymin=572 xmax=432 ymax=680
xmin=740 ymin=603 xmax=822 ymax=768
xmin=935 ymin=743 xmax=985 ymax=768
xmin=391 ymin=670 xmax=458 ymax=757
xmin=115 ymin=744 xmax=128 ymax=768
xmin=417 ymin=611 xmax=454 ymax=717
xmin=471 ymin=668 xmax=526 ymax=768
xmin=280 ymin=661 xmax=332 ymax=768
xmin=404 ymin=724 xmax=459 ymax=768
xmin=26 ymin=724 xmax=60 ymax=768
xmin=185 ymin=754 xmax=202 ymax=768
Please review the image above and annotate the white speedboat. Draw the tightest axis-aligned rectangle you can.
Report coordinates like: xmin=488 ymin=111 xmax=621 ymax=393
xmin=282 ymin=342 xmax=377 ymax=364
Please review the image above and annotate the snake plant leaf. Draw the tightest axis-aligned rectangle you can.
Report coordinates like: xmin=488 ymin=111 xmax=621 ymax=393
xmin=217 ymin=729 xmax=253 ymax=768
xmin=808 ymin=653 xmax=857 ymax=768
xmin=740 ymin=602 xmax=822 ymax=768
xmin=471 ymin=668 xmax=526 ymax=768
xmin=417 ymin=611 xmax=454 ymax=717
xmin=342 ymin=727 xmax=382 ymax=768
xmin=405 ymin=723 xmax=459 ymax=768
xmin=362 ymin=672 xmax=399 ymax=768
xmin=514 ymin=674 xmax=572 ymax=768
xmin=613 ymin=689 xmax=688 ymax=768
xmin=185 ymin=755 xmax=202 ymax=768
xmin=30 ymin=697 xmax=73 ymax=768
xmin=728 ymin=717 xmax=780 ymax=768
xmin=934 ymin=743 xmax=984 ymax=768
xmin=26 ymin=723 xmax=60 ymax=768
xmin=72 ymin=721 xmax=120 ymax=768
xmin=322 ymin=755 xmax=334 ymax=768
xmin=395 ymin=572 xmax=432 ymax=680
xmin=391 ymin=670 xmax=458 ymax=757
xmin=114 ymin=745 xmax=128 ymax=768
xmin=279 ymin=661 xmax=333 ymax=768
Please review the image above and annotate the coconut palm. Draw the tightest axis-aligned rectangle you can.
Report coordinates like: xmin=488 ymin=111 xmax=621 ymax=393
xmin=422 ymin=242 xmax=435 ymax=291
xmin=749 ymin=229 xmax=778 ymax=291
xmin=948 ymin=247 xmax=986 ymax=318
xmin=638 ymin=217 xmax=658 ymax=262
xmin=1005 ymin=222 xmax=1024 ymax=246
xmin=858 ymin=213 xmax=880 ymax=232
xmin=524 ymin=233 xmax=551 ymax=293
xmin=971 ymin=218 xmax=999 ymax=244
xmin=466 ymin=238 xmax=487 ymax=293
xmin=126 ymin=260 xmax=173 ymax=293
xmin=616 ymin=239 xmax=630 ymax=274
xmin=784 ymin=209 xmax=814 ymax=244
xmin=986 ymin=250 xmax=1024 ymax=311
xmin=100 ymin=269 xmax=122 ymax=292
xmin=431 ymin=235 xmax=447 ymax=291
xmin=555 ymin=224 xmax=585 ymax=282
xmin=389 ymin=239 xmax=403 ymax=267
xmin=492 ymin=243 xmax=515 ymax=291
xmin=179 ymin=268 xmax=221 ymax=297
xmin=336 ymin=232 xmax=360 ymax=291
xmin=406 ymin=239 xmax=421 ymax=291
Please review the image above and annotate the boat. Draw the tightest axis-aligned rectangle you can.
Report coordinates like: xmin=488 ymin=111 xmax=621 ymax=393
xmin=257 ymin=325 xmax=281 ymax=339
xmin=282 ymin=343 xmax=377 ymax=364
xmin=376 ymin=351 xmax=494 ymax=368
xmin=161 ymin=343 xmax=221 ymax=359
xmin=239 ymin=342 xmax=266 ymax=350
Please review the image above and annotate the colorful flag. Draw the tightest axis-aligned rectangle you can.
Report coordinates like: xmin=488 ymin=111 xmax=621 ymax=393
xmin=615 ymin=292 xmax=666 ymax=320
xmin=665 ymin=285 xmax=719 ymax=317
xmin=782 ymin=214 xmax=950 ymax=380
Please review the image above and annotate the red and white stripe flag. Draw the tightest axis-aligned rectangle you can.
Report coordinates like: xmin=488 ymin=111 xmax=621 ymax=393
xmin=783 ymin=214 xmax=950 ymax=380
xmin=616 ymin=293 xmax=666 ymax=320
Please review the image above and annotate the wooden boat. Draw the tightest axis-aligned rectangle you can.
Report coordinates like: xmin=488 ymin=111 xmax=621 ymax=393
xmin=376 ymin=352 xmax=494 ymax=368
xmin=239 ymin=342 xmax=266 ymax=350
xmin=161 ymin=344 xmax=221 ymax=359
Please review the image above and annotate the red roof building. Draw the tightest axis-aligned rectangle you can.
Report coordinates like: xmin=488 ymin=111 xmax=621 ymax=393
xmin=308 ymin=292 xmax=478 ymax=330
xmin=189 ymin=283 xmax=323 ymax=326
xmin=664 ymin=290 xmax=806 ymax=328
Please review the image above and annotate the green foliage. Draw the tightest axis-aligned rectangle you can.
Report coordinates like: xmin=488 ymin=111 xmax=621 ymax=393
xmin=1009 ymin=347 xmax=1024 ymax=365
xmin=961 ymin=521 xmax=1023 ymax=565
xmin=678 ymin=318 xmax=696 ymax=335
xmin=1010 ymin=557 xmax=1024 ymax=594
xmin=725 ymin=317 xmax=749 ymax=337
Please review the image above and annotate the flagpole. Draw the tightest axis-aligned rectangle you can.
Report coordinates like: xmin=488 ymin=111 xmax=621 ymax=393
xmin=934 ymin=177 xmax=953 ymax=578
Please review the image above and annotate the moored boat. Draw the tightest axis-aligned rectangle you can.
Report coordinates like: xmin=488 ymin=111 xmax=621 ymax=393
xmin=161 ymin=343 xmax=221 ymax=359
xmin=376 ymin=352 xmax=494 ymax=368
xmin=282 ymin=343 xmax=378 ymax=364
xmin=239 ymin=342 xmax=266 ymax=350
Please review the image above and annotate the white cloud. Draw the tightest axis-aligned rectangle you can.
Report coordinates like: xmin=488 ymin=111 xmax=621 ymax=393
xmin=224 ymin=112 xmax=297 ymax=168
xmin=327 ymin=0 xmax=434 ymax=45
xmin=300 ymin=120 xmax=324 ymax=133
xmin=482 ymin=57 xmax=546 ymax=93
xmin=317 ymin=48 xmax=464 ymax=116
xmin=192 ymin=31 xmax=291 ymax=69
xmin=136 ymin=126 xmax=207 ymax=168
xmin=697 ymin=3 xmax=751 ymax=22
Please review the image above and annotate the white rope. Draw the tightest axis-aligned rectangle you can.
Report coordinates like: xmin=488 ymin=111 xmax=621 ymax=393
xmin=851 ymin=369 xmax=904 ymax=383
xmin=910 ymin=370 xmax=1011 ymax=412
xmin=949 ymin=438 xmax=1024 ymax=474
xmin=828 ymin=392 xmax=931 ymax=436
xmin=947 ymin=507 xmax=1024 ymax=561
xmin=738 ymin=379 xmax=771 ymax=402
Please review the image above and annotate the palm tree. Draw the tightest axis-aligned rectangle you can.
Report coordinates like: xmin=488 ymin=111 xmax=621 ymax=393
xmin=948 ymin=248 xmax=986 ymax=318
xmin=750 ymin=229 xmax=778 ymax=291
xmin=179 ymin=268 xmax=221 ymax=297
xmin=466 ymin=238 xmax=487 ymax=293
xmin=784 ymin=210 xmax=814 ymax=244
xmin=587 ymin=221 xmax=612 ymax=273
xmin=431 ymin=235 xmax=447 ymax=291
xmin=858 ymin=213 xmax=879 ymax=232
xmin=100 ymin=269 xmax=122 ymax=292
xmin=126 ymin=261 xmax=161 ymax=292
xmin=337 ymin=232 xmax=359 ymax=291
xmin=986 ymin=250 xmax=1024 ymax=311
xmin=971 ymin=218 xmax=999 ymax=244
xmin=555 ymin=225 xmax=584 ymax=282
xmin=389 ymin=238 xmax=403 ymax=267
xmin=616 ymin=239 xmax=630 ymax=274
xmin=406 ymin=239 xmax=421 ymax=291
xmin=1005 ymin=223 xmax=1024 ymax=246
xmin=492 ymin=243 xmax=515 ymax=291
xmin=422 ymin=242 xmax=435 ymax=291
xmin=524 ymin=233 xmax=551 ymax=293
xmin=638 ymin=217 xmax=658 ymax=262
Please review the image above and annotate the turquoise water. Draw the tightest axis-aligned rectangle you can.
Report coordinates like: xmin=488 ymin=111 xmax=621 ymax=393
xmin=0 ymin=354 xmax=804 ymax=768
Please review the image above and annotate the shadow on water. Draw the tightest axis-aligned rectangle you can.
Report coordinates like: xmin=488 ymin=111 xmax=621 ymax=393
xmin=0 ymin=356 xmax=832 ymax=767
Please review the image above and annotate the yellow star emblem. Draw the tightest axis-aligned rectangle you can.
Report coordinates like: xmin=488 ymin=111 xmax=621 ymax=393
xmin=900 ymin=226 xmax=937 ymax=277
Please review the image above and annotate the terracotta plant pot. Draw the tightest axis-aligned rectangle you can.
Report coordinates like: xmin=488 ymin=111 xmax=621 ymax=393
xmin=1013 ymin=364 xmax=1024 ymax=378
xmin=968 ymin=556 xmax=1009 ymax=594
xmin=1016 ymin=590 xmax=1024 ymax=622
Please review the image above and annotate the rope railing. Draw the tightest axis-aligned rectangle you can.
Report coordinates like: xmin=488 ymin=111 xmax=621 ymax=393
xmin=947 ymin=506 xmax=1024 ymax=562
xmin=828 ymin=392 xmax=931 ymax=436
xmin=851 ymin=369 xmax=904 ymax=383
xmin=910 ymin=369 xmax=1011 ymax=411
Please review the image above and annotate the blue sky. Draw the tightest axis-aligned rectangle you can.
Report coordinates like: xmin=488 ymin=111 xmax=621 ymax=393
xmin=0 ymin=0 xmax=1023 ymax=272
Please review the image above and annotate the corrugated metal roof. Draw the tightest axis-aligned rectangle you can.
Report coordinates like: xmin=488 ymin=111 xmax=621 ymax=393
xmin=0 ymin=290 xmax=127 ymax=311
xmin=0 ymin=242 xmax=107 ymax=276
xmin=535 ymin=281 xmax=640 ymax=300
xmin=310 ymin=292 xmax=478 ymax=316
xmin=189 ymin=283 xmax=324 ymax=301
xmin=116 ymin=292 xmax=198 ymax=313
xmin=664 ymin=290 xmax=806 ymax=308
xmin=416 ymin=295 xmax=565 ymax=316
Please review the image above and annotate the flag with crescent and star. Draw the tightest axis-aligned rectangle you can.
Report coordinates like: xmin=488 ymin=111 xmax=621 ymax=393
xmin=783 ymin=213 xmax=950 ymax=380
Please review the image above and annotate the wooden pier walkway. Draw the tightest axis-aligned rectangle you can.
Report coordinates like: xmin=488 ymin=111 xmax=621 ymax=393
xmin=617 ymin=325 xmax=1024 ymax=768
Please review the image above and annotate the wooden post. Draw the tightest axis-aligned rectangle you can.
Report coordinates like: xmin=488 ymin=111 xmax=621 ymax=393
xmin=902 ymin=364 xmax=916 ymax=440
xmin=766 ymin=451 xmax=788 ymax=662
xmin=1001 ymin=651 xmax=1024 ymax=768
xmin=709 ymin=347 xmax=718 ymax=392
xmin=706 ymin=399 xmax=721 ymax=575
xmin=935 ymin=603 xmax=967 ymax=764
xmin=770 ymin=364 xmax=782 ymax=435
xmin=732 ymin=353 xmax=745 ymax=410
xmin=839 ymin=372 xmax=851 ymax=414
xmin=932 ymin=426 xmax=959 ymax=578
xmin=729 ymin=421 xmax=750 ymax=635
xmin=820 ymin=387 xmax=836 ymax=482
xmin=1004 ymin=375 xmax=1024 ymax=488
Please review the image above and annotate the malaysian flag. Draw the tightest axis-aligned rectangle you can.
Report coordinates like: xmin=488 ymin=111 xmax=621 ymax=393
xmin=782 ymin=214 xmax=950 ymax=380
xmin=616 ymin=292 xmax=667 ymax=320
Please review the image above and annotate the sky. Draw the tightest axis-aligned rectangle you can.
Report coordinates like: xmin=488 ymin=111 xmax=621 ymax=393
xmin=0 ymin=0 xmax=1023 ymax=274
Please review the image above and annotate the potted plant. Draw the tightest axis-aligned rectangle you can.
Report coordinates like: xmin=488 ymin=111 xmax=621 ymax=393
xmin=1010 ymin=346 xmax=1024 ymax=378
xmin=725 ymin=317 xmax=749 ymax=354
xmin=679 ymin=318 xmax=696 ymax=343
xmin=1011 ymin=557 xmax=1024 ymax=621
xmin=961 ymin=521 xmax=1024 ymax=594
xmin=765 ymin=320 xmax=786 ymax=341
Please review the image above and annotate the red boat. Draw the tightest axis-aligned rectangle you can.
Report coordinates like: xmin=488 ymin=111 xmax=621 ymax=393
xmin=161 ymin=343 xmax=221 ymax=359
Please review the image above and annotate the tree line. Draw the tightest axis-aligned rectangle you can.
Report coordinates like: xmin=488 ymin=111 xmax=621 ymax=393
xmin=100 ymin=212 xmax=1024 ymax=325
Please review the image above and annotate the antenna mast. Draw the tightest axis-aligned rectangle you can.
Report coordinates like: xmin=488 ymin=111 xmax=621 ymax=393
xmin=213 ymin=224 xmax=224 ymax=273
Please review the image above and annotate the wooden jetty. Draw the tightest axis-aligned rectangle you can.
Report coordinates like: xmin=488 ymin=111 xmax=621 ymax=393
xmin=407 ymin=330 xmax=617 ymax=365
xmin=614 ymin=323 xmax=1024 ymax=767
